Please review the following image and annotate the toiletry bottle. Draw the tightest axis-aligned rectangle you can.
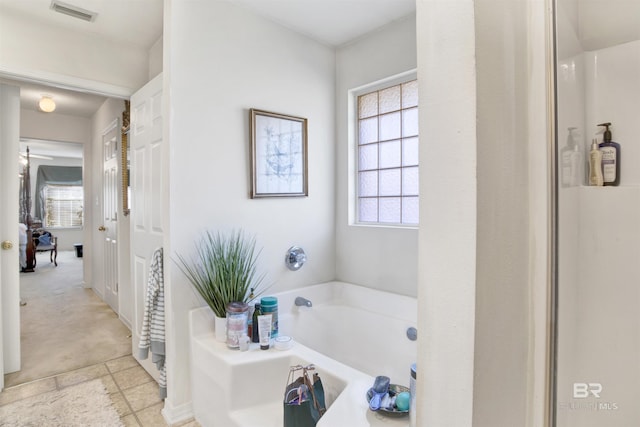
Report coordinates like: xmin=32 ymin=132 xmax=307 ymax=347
xmin=260 ymin=296 xmax=278 ymax=338
xmin=588 ymin=139 xmax=604 ymax=186
xmin=598 ymin=122 xmax=621 ymax=186
xmin=247 ymin=288 xmax=256 ymax=338
xmin=251 ymin=303 xmax=261 ymax=343
xmin=561 ymin=127 xmax=584 ymax=187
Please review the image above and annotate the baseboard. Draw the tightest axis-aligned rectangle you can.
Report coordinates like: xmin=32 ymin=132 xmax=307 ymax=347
xmin=162 ymin=398 xmax=194 ymax=426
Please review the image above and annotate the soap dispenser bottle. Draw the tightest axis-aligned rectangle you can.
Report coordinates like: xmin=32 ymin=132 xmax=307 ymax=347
xmin=561 ymin=127 xmax=583 ymax=187
xmin=588 ymin=138 xmax=603 ymax=186
xmin=598 ymin=122 xmax=621 ymax=186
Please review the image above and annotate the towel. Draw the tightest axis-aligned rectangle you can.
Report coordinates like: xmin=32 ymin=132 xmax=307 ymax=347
xmin=138 ymin=247 xmax=167 ymax=399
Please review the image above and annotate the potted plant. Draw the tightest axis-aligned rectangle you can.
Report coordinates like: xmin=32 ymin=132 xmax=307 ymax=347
xmin=176 ymin=229 xmax=267 ymax=342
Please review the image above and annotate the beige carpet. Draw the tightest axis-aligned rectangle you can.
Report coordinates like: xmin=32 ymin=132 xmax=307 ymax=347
xmin=5 ymin=251 xmax=132 ymax=387
xmin=0 ymin=379 xmax=123 ymax=427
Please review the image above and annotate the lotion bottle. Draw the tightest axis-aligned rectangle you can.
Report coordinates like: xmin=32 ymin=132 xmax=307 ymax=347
xmin=561 ymin=127 xmax=584 ymax=187
xmin=598 ymin=122 xmax=621 ymax=186
xmin=588 ymin=138 xmax=603 ymax=186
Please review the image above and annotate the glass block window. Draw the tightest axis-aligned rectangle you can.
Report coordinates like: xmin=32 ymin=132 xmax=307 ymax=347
xmin=357 ymin=79 xmax=419 ymax=225
xmin=44 ymin=185 xmax=84 ymax=228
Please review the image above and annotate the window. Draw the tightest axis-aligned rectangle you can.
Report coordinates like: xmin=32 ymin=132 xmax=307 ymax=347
xmin=44 ymin=185 xmax=84 ymax=228
xmin=357 ymin=79 xmax=419 ymax=225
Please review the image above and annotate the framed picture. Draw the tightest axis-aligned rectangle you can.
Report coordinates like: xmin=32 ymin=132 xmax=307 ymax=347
xmin=250 ymin=109 xmax=308 ymax=198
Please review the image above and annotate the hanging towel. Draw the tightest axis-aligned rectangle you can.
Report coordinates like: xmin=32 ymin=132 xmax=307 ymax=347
xmin=138 ymin=247 xmax=167 ymax=399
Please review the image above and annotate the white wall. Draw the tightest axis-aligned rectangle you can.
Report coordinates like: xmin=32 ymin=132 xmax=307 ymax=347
xmin=166 ymin=0 xmax=336 ymax=412
xmin=416 ymin=0 xmax=477 ymax=423
xmin=335 ymin=15 xmax=418 ymax=297
xmin=416 ymin=0 xmax=550 ymax=425
xmin=148 ymin=37 xmax=163 ymax=81
xmin=0 ymin=7 xmax=149 ymax=93
xmin=473 ymin=0 xmax=539 ymax=425
xmin=556 ymin=34 xmax=640 ymax=426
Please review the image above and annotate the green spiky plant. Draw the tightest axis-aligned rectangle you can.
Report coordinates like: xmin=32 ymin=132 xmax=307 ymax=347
xmin=175 ymin=230 xmax=267 ymax=318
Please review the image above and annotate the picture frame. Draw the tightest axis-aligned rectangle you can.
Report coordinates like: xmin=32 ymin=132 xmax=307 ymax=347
xmin=250 ymin=109 xmax=308 ymax=198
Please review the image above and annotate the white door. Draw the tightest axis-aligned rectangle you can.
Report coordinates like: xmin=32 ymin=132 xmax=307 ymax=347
xmin=101 ymin=120 xmax=120 ymax=312
xmin=0 ymin=84 xmax=22 ymax=389
xmin=130 ymin=74 xmax=164 ymax=380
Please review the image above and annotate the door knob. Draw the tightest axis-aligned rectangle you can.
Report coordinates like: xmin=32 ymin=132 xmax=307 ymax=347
xmin=1 ymin=241 xmax=13 ymax=250
xmin=98 ymin=226 xmax=106 ymax=232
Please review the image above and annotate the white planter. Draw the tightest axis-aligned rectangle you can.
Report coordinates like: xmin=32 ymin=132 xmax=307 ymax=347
xmin=214 ymin=315 xmax=227 ymax=342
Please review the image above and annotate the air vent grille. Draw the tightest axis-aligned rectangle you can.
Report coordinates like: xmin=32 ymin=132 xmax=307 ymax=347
xmin=50 ymin=0 xmax=97 ymax=22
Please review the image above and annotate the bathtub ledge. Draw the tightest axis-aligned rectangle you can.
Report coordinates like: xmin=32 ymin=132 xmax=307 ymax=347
xmin=189 ymin=307 xmax=409 ymax=427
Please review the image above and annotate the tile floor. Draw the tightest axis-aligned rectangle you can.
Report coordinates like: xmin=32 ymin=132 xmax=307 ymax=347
xmin=0 ymin=354 xmax=201 ymax=427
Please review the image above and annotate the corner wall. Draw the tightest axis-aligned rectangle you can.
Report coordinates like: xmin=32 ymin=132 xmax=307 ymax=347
xmin=472 ymin=0 xmax=536 ymax=424
xmin=416 ymin=0 xmax=550 ymax=425
xmin=166 ymin=0 xmax=336 ymax=412
xmin=335 ymin=15 xmax=418 ymax=297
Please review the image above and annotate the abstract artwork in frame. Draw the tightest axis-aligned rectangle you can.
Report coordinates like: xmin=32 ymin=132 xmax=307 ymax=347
xmin=250 ymin=109 xmax=308 ymax=198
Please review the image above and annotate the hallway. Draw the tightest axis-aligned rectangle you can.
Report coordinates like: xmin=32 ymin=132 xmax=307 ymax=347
xmin=1 ymin=250 xmax=200 ymax=426
xmin=5 ymin=250 xmax=130 ymax=387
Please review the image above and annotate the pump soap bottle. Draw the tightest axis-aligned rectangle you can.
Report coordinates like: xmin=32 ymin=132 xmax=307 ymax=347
xmin=589 ymin=138 xmax=603 ymax=186
xmin=561 ymin=127 xmax=583 ymax=187
xmin=598 ymin=122 xmax=621 ymax=186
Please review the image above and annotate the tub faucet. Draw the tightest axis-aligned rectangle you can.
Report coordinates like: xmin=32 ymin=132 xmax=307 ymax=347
xmin=295 ymin=296 xmax=312 ymax=307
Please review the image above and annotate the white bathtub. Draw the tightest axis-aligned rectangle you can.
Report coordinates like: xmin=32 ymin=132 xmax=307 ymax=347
xmin=189 ymin=281 xmax=417 ymax=427
xmin=278 ymin=282 xmax=417 ymax=384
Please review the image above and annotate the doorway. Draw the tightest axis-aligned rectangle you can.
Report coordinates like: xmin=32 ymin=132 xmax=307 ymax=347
xmin=2 ymin=80 xmax=132 ymax=388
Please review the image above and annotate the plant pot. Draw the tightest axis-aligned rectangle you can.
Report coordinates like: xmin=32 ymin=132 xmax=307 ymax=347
xmin=214 ymin=315 xmax=227 ymax=343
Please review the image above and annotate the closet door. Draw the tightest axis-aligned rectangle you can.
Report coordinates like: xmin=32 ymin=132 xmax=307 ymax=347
xmin=129 ymin=73 xmax=164 ymax=381
xmin=101 ymin=119 xmax=119 ymax=313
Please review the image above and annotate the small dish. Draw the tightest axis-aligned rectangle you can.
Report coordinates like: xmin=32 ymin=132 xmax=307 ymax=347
xmin=274 ymin=335 xmax=293 ymax=350
xmin=366 ymin=384 xmax=410 ymax=417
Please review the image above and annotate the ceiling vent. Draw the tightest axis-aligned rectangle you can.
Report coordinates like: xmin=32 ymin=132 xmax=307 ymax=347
xmin=50 ymin=0 xmax=98 ymax=22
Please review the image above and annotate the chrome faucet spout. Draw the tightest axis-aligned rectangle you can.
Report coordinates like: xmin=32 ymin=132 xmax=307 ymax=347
xmin=295 ymin=296 xmax=312 ymax=307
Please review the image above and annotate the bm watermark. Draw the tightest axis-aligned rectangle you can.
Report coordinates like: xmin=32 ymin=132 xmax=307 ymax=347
xmin=558 ymin=383 xmax=619 ymax=411
xmin=573 ymin=383 xmax=602 ymax=398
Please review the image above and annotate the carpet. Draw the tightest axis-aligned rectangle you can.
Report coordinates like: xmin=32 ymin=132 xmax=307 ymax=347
xmin=0 ymin=379 xmax=124 ymax=427
xmin=6 ymin=250 xmax=132 ymax=387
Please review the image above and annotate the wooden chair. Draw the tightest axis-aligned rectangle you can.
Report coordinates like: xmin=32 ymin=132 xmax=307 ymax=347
xmin=33 ymin=231 xmax=58 ymax=267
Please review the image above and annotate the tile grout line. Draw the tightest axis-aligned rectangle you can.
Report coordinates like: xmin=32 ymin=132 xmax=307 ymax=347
xmin=105 ymin=360 xmax=143 ymax=426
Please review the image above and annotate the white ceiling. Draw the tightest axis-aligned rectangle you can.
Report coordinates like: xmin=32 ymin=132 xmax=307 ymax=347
xmin=577 ymin=0 xmax=640 ymax=51
xmin=0 ymin=0 xmax=163 ymax=50
xmin=1 ymin=0 xmax=415 ymax=119
xmin=226 ymin=0 xmax=415 ymax=47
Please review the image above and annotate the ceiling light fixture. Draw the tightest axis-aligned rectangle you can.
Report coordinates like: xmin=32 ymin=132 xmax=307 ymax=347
xmin=39 ymin=96 xmax=56 ymax=113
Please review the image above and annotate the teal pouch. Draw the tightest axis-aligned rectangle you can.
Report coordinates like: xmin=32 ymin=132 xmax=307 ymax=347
xmin=283 ymin=365 xmax=326 ymax=427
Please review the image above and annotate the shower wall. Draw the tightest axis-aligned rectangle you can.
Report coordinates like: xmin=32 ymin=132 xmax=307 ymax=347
xmin=557 ymin=14 xmax=640 ymax=427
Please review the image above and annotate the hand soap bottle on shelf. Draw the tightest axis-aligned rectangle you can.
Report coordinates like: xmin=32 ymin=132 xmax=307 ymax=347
xmin=561 ymin=127 xmax=584 ymax=187
xmin=588 ymin=138 xmax=604 ymax=187
xmin=598 ymin=122 xmax=621 ymax=186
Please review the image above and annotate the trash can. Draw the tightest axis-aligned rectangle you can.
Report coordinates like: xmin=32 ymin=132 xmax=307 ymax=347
xmin=74 ymin=244 xmax=83 ymax=258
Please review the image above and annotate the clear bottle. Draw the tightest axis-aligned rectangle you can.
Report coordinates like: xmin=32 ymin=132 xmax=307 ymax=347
xmin=561 ymin=127 xmax=583 ymax=187
xmin=588 ymin=139 xmax=603 ymax=187
xmin=226 ymin=301 xmax=249 ymax=349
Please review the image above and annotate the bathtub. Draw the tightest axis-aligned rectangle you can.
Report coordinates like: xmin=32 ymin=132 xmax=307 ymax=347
xmin=189 ymin=281 xmax=417 ymax=427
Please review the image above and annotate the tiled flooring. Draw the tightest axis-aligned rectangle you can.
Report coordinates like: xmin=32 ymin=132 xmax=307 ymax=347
xmin=0 ymin=355 xmax=200 ymax=427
